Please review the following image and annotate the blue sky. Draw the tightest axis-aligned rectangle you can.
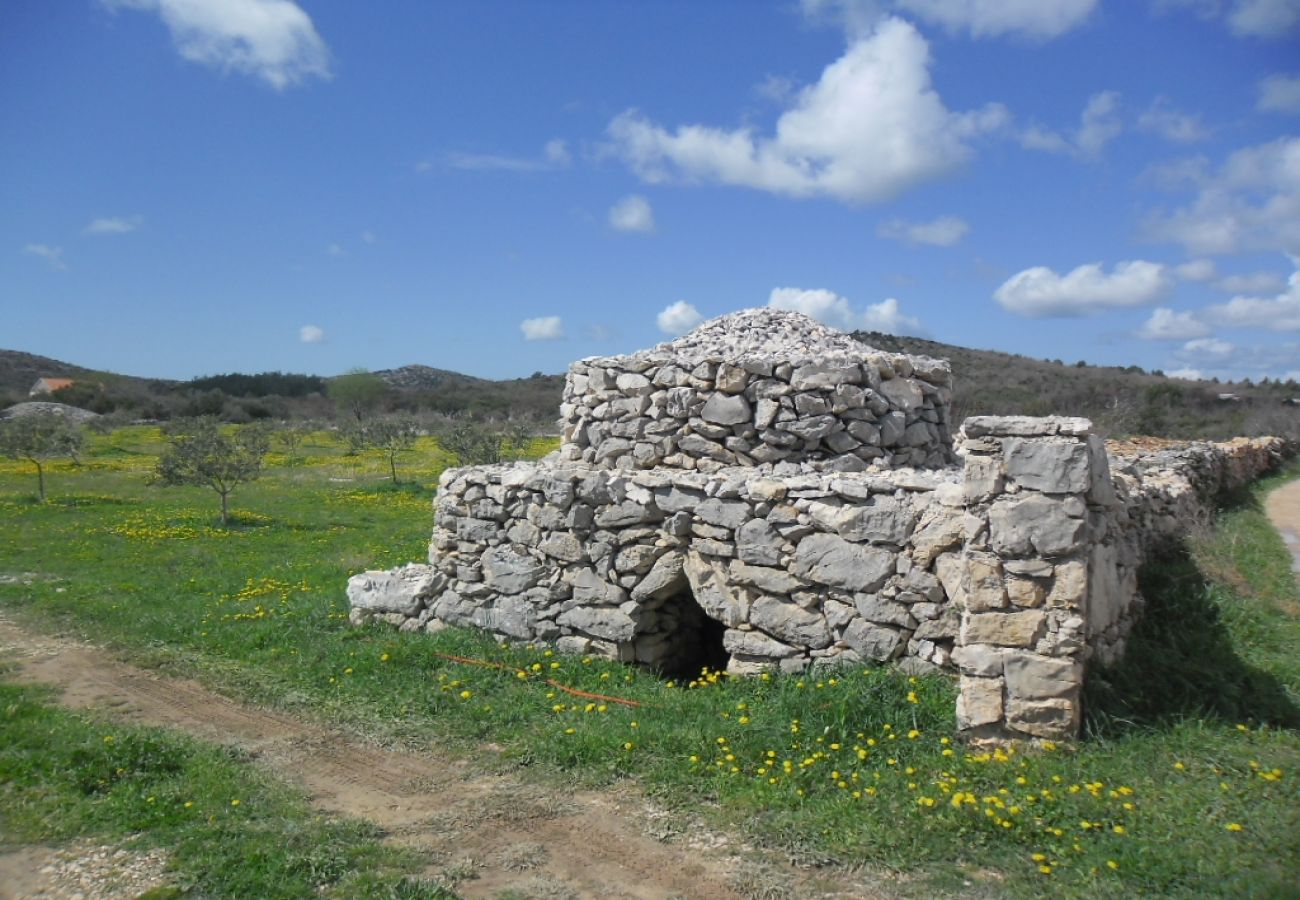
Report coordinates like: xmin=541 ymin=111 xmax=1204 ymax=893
xmin=2 ymin=0 xmax=1299 ymax=384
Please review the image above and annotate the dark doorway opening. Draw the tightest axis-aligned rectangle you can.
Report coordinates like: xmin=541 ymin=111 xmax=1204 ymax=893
xmin=647 ymin=587 xmax=730 ymax=680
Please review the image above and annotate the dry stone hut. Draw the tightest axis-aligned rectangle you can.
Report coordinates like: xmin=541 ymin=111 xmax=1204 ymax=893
xmin=348 ymin=309 xmax=1289 ymax=741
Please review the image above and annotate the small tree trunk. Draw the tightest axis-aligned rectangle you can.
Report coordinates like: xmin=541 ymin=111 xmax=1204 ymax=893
xmin=389 ymin=452 xmax=398 ymax=484
xmin=220 ymin=489 xmax=229 ymax=525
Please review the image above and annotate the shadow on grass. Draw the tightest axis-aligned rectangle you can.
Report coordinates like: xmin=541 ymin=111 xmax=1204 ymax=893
xmin=1083 ymin=542 xmax=1300 ymax=738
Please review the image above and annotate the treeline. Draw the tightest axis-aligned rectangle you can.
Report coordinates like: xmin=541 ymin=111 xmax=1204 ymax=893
xmin=188 ymin=371 xmax=325 ymax=398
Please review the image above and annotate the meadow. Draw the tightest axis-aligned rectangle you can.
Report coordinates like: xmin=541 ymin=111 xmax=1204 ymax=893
xmin=1 ymin=426 xmax=1297 ymax=898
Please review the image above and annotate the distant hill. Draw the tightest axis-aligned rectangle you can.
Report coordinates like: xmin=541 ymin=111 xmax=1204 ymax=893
xmin=2 ymin=339 xmax=1295 ymax=440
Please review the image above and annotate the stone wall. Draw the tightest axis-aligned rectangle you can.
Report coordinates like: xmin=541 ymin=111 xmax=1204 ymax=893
xmin=556 ymin=309 xmax=954 ymax=473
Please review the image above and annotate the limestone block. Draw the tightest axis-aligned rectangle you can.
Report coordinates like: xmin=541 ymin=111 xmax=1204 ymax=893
xmin=792 ymin=533 xmax=895 ymax=593
xmin=1047 ymin=559 xmax=1086 ymax=608
xmin=962 ymin=610 xmax=1046 ymax=647
xmin=537 ymin=532 xmax=583 ymax=563
xmin=665 ymin=386 xmax=695 ymax=418
xmin=777 ymin=415 xmax=836 ymax=441
xmin=933 ymin=551 xmax=966 ymax=607
xmin=631 ymin=551 xmax=686 ymax=602
xmin=695 ymin=497 xmax=751 ymax=529
xmin=684 ymin=552 xmax=747 ymax=626
xmin=956 ymin=676 xmax=1004 ymax=728
xmin=595 ymin=500 xmax=660 ymax=528
xmin=723 ymin=628 xmax=799 ymax=658
xmin=965 ymin=554 xmax=1007 ymax=612
xmin=701 ymin=393 xmax=751 ymax=426
xmin=837 ymin=497 xmax=917 ymax=545
xmin=1005 ymin=576 xmax=1047 ymax=608
xmin=506 ymin=520 xmax=541 ymax=547
xmin=1002 ymin=438 xmax=1090 ymax=494
xmin=879 ymin=412 xmax=906 ymax=446
xmin=790 ymin=363 xmax=862 ymax=389
xmin=846 ymin=420 xmax=881 ymax=444
xmin=988 ymin=495 xmax=1086 ymax=557
xmin=736 ymin=518 xmax=783 ymax=566
xmin=569 ymin=568 xmax=628 ymax=606
xmin=962 ymin=455 xmax=1005 ymax=503
xmin=950 ymin=643 xmax=1004 ymax=676
xmin=557 ymin=605 xmax=637 ymax=642
xmin=853 ymin=593 xmax=915 ymax=628
xmin=1003 ymin=652 xmax=1082 ymax=701
xmin=878 ymin=376 xmax=924 ymax=411
xmin=911 ymin=509 xmax=964 ymax=567
xmin=347 ymin=564 xmax=444 ymax=616
xmin=729 ymin=560 xmax=804 ymax=595
xmin=490 ymin=595 xmax=537 ymax=639
xmin=614 ymin=543 xmax=661 ymax=575
xmin=843 ymin=619 xmax=904 ymax=661
xmin=1005 ymin=697 xmax=1078 ymax=739
xmin=750 ymin=596 xmax=832 ymax=649
xmin=481 ymin=547 xmax=545 ymax=595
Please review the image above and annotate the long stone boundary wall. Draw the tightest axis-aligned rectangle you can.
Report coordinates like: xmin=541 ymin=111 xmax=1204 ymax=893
xmin=346 ymin=309 xmax=1292 ymax=741
xmin=349 ymin=417 xmax=1289 ymax=742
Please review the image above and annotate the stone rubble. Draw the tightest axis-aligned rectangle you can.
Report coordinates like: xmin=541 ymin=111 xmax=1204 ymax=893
xmin=347 ymin=308 xmax=1292 ymax=741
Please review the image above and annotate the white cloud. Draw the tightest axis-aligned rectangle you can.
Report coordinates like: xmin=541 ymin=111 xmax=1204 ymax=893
xmin=1137 ymin=97 xmax=1209 ymax=143
xmin=799 ymin=0 xmax=1098 ymax=39
xmin=1214 ymin=271 xmax=1286 ymax=293
xmin=442 ymin=139 xmax=572 ymax=173
xmin=299 ymin=324 xmax=324 ymax=343
xmin=1143 ymin=137 xmax=1300 ymax=255
xmin=657 ymin=301 xmax=703 ymax=336
xmin=85 ymin=215 xmax=142 ymax=235
xmin=994 ymin=260 xmax=1173 ymax=316
xmin=877 ymin=215 xmax=969 ymax=246
xmin=360 ymin=230 xmax=376 ymax=244
xmin=607 ymin=17 xmax=1009 ymax=205
xmin=1174 ymin=258 xmax=1217 ymax=281
xmin=327 ymin=243 xmax=345 ymax=257
xmin=1166 ymin=367 xmax=1204 ymax=380
xmin=608 ymin=195 xmax=656 ymax=233
xmin=1206 ymin=267 xmax=1300 ymax=329
xmin=1020 ymin=90 xmax=1121 ymax=160
xmin=767 ymin=287 xmax=921 ymax=334
xmin=22 ymin=244 xmax=66 ymax=270
xmin=1182 ymin=336 xmax=1236 ymax=357
xmin=893 ymin=0 xmax=1099 ymax=39
xmin=1137 ymin=307 xmax=1212 ymax=339
xmin=104 ymin=0 xmax=331 ymax=90
xmin=1157 ymin=0 xmax=1300 ymax=37
xmin=1227 ymin=0 xmax=1300 ymax=36
xmin=1258 ymin=74 xmax=1300 ymax=113
xmin=520 ymin=316 xmax=564 ymax=341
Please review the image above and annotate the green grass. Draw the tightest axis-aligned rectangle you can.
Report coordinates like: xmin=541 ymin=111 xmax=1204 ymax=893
xmin=1 ymin=428 xmax=1298 ymax=897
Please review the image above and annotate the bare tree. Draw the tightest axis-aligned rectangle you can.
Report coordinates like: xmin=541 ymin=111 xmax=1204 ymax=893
xmin=353 ymin=417 xmax=421 ymax=483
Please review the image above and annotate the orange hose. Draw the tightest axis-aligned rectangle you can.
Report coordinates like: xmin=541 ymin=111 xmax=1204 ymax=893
xmin=435 ymin=652 xmax=643 ymax=708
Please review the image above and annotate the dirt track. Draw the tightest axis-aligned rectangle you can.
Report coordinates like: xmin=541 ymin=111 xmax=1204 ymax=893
xmin=0 ymin=615 xmax=882 ymax=899
xmin=1265 ymin=477 xmax=1300 ymax=577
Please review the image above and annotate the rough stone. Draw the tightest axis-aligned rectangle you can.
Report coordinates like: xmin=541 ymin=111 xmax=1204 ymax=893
xmin=792 ymin=533 xmax=894 ymax=593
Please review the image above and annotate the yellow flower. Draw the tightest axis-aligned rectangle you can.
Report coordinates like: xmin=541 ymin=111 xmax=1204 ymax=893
xmin=1173 ymin=761 xmax=1185 ymax=770
xmin=1038 ymin=865 xmax=1053 ymax=875
xmin=1031 ymin=853 xmax=1047 ymax=862
xmin=1107 ymin=860 xmax=1119 ymax=870
xmin=459 ymin=690 xmax=472 ymax=700
xmin=1113 ymin=825 xmax=1126 ymax=835
xmin=379 ymin=653 xmax=390 ymax=662
xmin=1226 ymin=823 xmax=1243 ymax=832
xmin=231 ymin=799 xmax=241 ymax=807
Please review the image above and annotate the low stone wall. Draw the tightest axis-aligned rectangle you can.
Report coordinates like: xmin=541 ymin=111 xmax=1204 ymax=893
xmin=556 ymin=311 xmax=954 ymax=473
xmin=349 ymin=419 xmax=1291 ymax=742
xmin=350 ymin=459 xmax=967 ymax=677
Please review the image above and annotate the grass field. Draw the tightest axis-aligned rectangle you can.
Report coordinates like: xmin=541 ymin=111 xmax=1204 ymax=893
xmin=1 ymin=426 xmax=1297 ymax=897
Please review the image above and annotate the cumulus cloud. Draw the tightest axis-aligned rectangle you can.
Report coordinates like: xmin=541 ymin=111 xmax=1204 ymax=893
xmin=606 ymin=17 xmax=1009 ymax=205
xmin=299 ymin=324 xmax=324 ymax=343
xmin=1215 ymin=271 xmax=1286 ymax=293
xmin=520 ymin=316 xmax=564 ymax=341
xmin=1020 ymin=90 xmax=1122 ymax=160
xmin=1158 ymin=0 xmax=1300 ymax=37
xmin=1137 ymin=97 xmax=1209 ymax=143
xmin=608 ymin=195 xmax=656 ymax=233
xmin=1258 ymin=74 xmax=1300 ymax=113
xmin=1206 ymin=267 xmax=1300 ymax=329
xmin=1143 ymin=137 xmax=1300 ymax=255
xmin=22 ymin=244 xmax=66 ymax=270
xmin=104 ymin=0 xmax=331 ymax=90
xmin=1137 ymin=307 xmax=1211 ymax=340
xmin=767 ymin=287 xmax=921 ymax=334
xmin=657 ymin=301 xmax=704 ymax=336
xmin=1182 ymin=336 xmax=1236 ymax=357
xmin=442 ymin=139 xmax=573 ymax=173
xmin=1174 ymin=259 xmax=1217 ymax=281
xmin=800 ymin=0 xmax=1098 ymax=39
xmin=85 ymin=215 xmax=142 ymax=235
xmin=876 ymin=215 xmax=969 ymax=246
xmin=994 ymin=260 xmax=1173 ymax=316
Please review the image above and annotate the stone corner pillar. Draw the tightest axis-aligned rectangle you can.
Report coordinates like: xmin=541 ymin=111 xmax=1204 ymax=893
xmin=952 ymin=416 xmax=1109 ymax=742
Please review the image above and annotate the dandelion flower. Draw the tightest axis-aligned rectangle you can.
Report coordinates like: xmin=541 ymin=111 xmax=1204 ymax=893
xmin=1226 ymin=823 xmax=1243 ymax=832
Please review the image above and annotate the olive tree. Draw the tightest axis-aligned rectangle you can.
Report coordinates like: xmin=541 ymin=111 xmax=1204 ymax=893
xmin=348 ymin=417 xmax=420 ymax=483
xmin=436 ymin=420 xmax=533 ymax=466
xmin=0 ymin=411 xmax=85 ymax=502
xmin=327 ymin=369 xmax=388 ymax=424
xmin=153 ymin=418 xmax=270 ymax=525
